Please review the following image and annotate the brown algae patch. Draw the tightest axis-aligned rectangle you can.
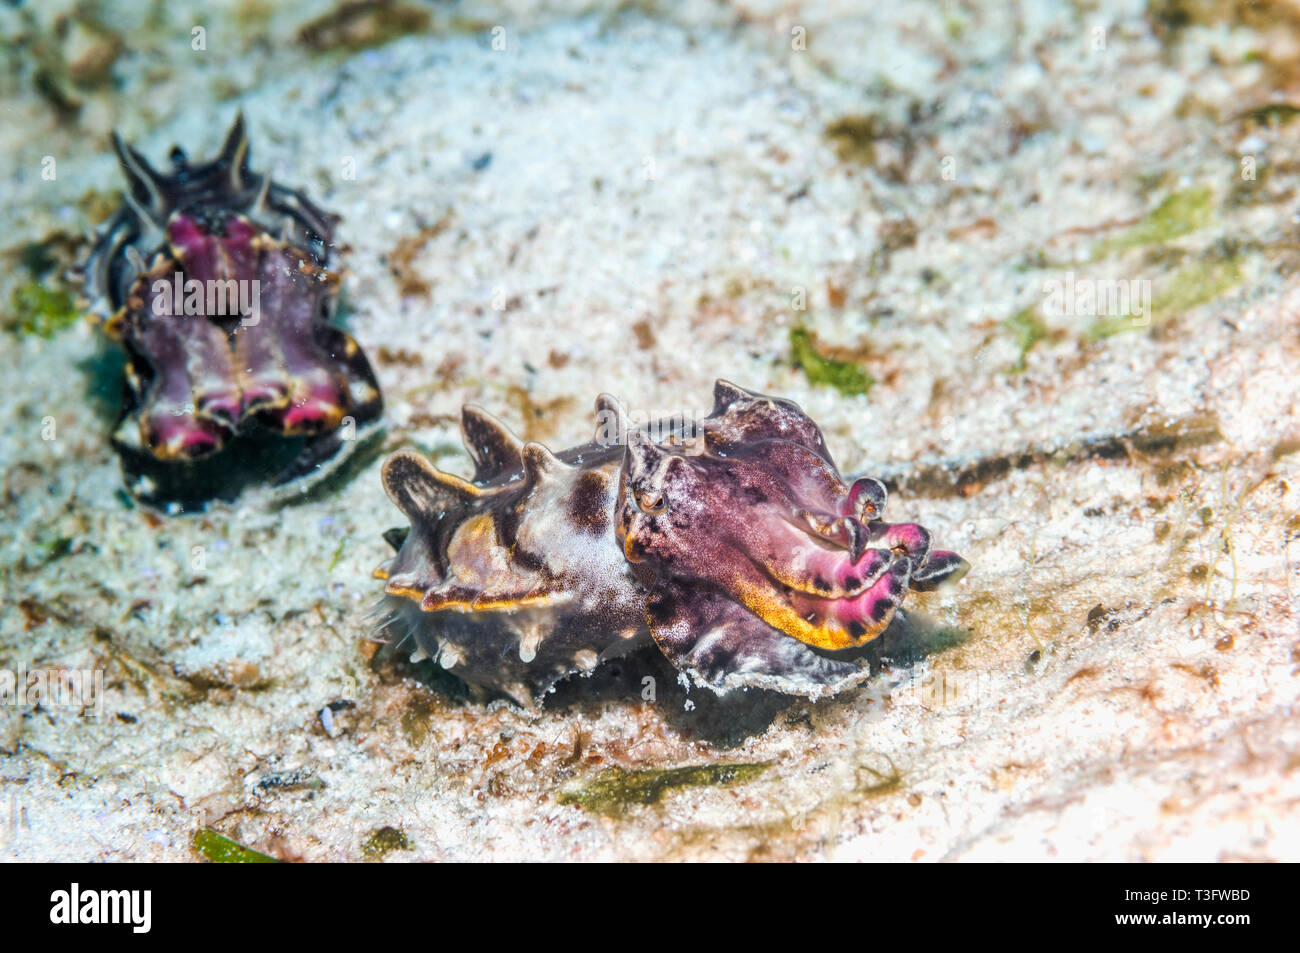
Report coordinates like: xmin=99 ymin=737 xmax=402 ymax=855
xmin=362 ymin=825 xmax=412 ymax=860
xmin=789 ymin=326 xmax=874 ymax=396
xmin=1090 ymin=187 xmax=1213 ymax=259
xmin=298 ymin=1 xmax=431 ymax=53
xmin=558 ymin=762 xmax=772 ymax=817
xmin=1003 ymin=307 xmax=1049 ymax=372
xmin=854 ymin=754 xmax=903 ymax=797
xmin=1151 ymin=257 xmax=1242 ymax=316
xmin=824 ymin=114 xmax=884 ymax=165
xmin=1091 ymin=257 xmax=1241 ymax=337
xmin=5 ymin=282 xmax=79 ymax=338
xmin=192 ymin=829 xmax=278 ymax=863
xmin=388 ymin=214 xmax=453 ymax=298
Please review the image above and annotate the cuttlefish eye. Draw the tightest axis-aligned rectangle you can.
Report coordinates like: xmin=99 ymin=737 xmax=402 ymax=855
xmin=637 ymin=489 xmax=667 ymax=514
xmin=846 ymin=477 xmax=888 ymax=521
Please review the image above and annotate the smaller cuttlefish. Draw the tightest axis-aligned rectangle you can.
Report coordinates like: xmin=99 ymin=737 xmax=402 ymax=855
xmin=80 ymin=113 xmax=383 ymax=507
xmin=373 ymin=381 xmax=969 ymax=704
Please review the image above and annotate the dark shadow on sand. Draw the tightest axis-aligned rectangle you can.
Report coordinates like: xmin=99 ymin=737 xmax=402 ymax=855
xmin=385 ymin=609 xmax=974 ymax=749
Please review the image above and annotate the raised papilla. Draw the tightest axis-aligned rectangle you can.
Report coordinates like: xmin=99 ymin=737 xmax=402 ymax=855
xmin=374 ymin=381 xmax=969 ymax=704
xmin=81 ymin=113 xmax=382 ymax=508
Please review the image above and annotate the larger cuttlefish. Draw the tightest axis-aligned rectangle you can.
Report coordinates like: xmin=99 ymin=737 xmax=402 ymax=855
xmin=373 ymin=381 xmax=968 ymax=704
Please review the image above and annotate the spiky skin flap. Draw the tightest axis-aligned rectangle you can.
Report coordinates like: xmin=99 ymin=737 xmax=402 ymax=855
xmin=376 ymin=382 xmax=969 ymax=704
xmin=81 ymin=113 xmax=383 ymax=509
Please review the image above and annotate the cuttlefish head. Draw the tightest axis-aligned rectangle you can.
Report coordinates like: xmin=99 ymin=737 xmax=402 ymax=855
xmin=615 ymin=381 xmax=969 ymax=651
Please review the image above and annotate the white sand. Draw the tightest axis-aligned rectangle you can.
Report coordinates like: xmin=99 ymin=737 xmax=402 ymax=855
xmin=1 ymin=0 xmax=1297 ymax=860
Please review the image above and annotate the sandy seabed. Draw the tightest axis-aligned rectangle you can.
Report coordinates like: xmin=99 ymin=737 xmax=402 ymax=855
xmin=1 ymin=0 xmax=1298 ymax=861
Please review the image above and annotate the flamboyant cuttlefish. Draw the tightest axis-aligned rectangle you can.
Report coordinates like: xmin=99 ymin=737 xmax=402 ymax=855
xmin=80 ymin=113 xmax=382 ymax=509
xmin=373 ymin=381 xmax=969 ymax=704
